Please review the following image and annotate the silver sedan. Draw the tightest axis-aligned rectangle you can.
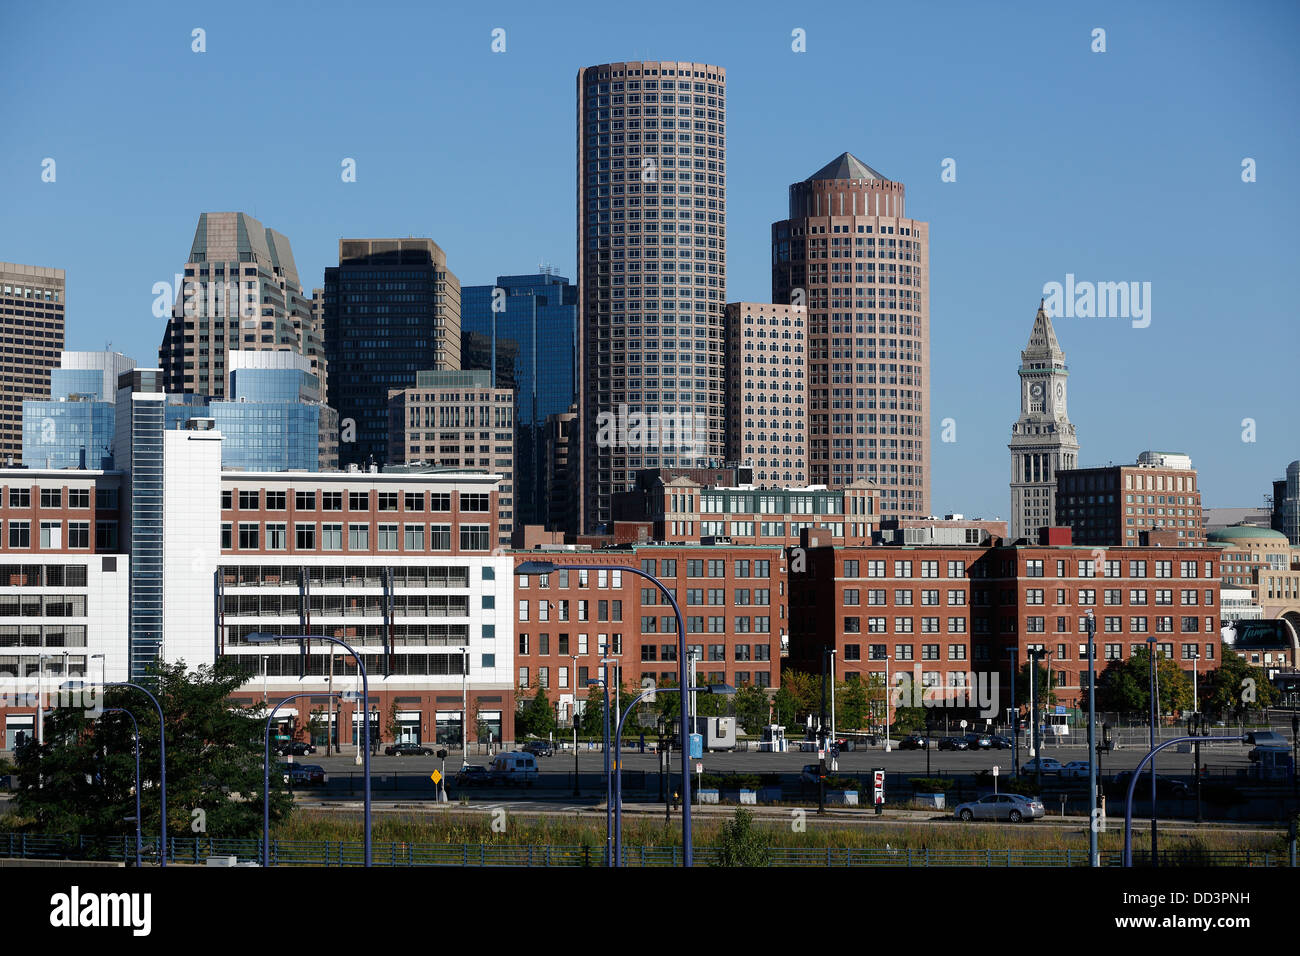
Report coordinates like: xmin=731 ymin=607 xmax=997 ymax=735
xmin=951 ymin=793 xmax=1045 ymax=822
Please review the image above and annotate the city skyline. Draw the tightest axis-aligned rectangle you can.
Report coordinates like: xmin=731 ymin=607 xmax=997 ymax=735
xmin=2 ymin=2 xmax=1297 ymax=518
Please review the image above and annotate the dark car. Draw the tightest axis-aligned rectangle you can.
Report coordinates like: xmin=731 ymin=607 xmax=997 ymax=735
xmin=522 ymin=741 xmax=554 ymax=757
xmin=937 ymin=737 xmax=969 ymax=751
xmin=897 ymin=735 xmax=928 ymax=751
xmin=988 ymin=734 xmax=1013 ymax=750
xmin=1107 ymin=771 xmax=1190 ymax=799
xmin=964 ymin=732 xmax=992 ymax=750
xmin=454 ymin=765 xmax=491 ymax=787
xmin=278 ymin=763 xmax=311 ymax=786
xmin=384 ymin=742 xmax=436 ymax=757
xmin=297 ymin=764 xmax=327 ymax=787
xmin=275 ymin=740 xmax=316 ymax=757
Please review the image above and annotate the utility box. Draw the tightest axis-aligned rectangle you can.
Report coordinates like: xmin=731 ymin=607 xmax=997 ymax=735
xmin=760 ymin=724 xmax=788 ymax=752
xmin=692 ymin=716 xmax=736 ymax=752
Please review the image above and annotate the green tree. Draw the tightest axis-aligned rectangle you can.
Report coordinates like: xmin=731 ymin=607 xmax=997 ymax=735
xmin=732 ymin=684 xmax=770 ymax=735
xmin=836 ymin=679 xmax=869 ymax=730
xmin=578 ymin=684 xmax=607 ymax=736
xmin=518 ymin=687 xmax=556 ymax=739
xmin=384 ymin=700 xmax=401 ymax=744
xmin=13 ymin=658 xmax=292 ymax=842
xmin=711 ymin=808 xmax=772 ymax=867
xmin=1200 ymin=654 xmax=1280 ymax=718
xmin=772 ymin=686 xmax=798 ymax=728
xmin=892 ymin=706 xmax=926 ymax=733
xmin=1096 ymin=647 xmax=1194 ymax=715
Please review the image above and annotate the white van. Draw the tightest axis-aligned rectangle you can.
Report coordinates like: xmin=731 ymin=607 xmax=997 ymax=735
xmin=489 ymin=751 xmax=539 ymax=786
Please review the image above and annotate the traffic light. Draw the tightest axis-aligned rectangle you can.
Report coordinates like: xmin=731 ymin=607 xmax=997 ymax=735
xmin=437 ymin=749 xmax=447 ymax=760
xmin=289 ymin=716 xmax=297 ymax=738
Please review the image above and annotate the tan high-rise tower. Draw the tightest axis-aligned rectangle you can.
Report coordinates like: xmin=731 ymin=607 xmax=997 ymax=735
xmin=0 ymin=262 xmax=65 ymax=464
xmin=576 ymin=60 xmax=727 ymax=533
xmin=771 ymin=153 xmax=930 ymax=519
xmin=158 ymin=212 xmax=321 ymax=400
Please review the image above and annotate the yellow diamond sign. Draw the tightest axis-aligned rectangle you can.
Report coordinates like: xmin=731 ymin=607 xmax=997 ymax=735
xmin=430 ymin=770 xmax=442 ymax=784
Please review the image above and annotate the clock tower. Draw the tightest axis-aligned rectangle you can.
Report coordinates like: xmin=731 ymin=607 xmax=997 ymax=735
xmin=1009 ymin=300 xmax=1080 ymax=542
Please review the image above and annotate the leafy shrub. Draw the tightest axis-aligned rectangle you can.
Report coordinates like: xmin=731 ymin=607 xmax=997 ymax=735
xmin=712 ymin=809 xmax=773 ymax=867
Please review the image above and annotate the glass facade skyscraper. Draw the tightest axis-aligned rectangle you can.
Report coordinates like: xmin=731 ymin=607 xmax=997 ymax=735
xmin=163 ymin=351 xmax=338 ymax=472
xmin=22 ymin=351 xmax=136 ymax=469
xmin=461 ymin=271 xmax=576 ymax=529
xmin=323 ymin=238 xmax=461 ymax=468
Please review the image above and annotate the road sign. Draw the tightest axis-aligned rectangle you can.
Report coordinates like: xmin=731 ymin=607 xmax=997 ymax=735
xmin=1055 ymin=705 xmax=1066 ymax=715
xmin=992 ymin=765 xmax=999 ymax=777
xmin=960 ymin=719 xmax=968 ymax=729
xmin=430 ymin=770 xmax=442 ymax=785
xmin=274 ymin=735 xmax=290 ymax=741
xmin=695 ymin=762 xmax=703 ymax=774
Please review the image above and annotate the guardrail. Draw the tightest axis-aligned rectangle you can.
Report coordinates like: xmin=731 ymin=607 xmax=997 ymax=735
xmin=0 ymin=833 xmax=1287 ymax=867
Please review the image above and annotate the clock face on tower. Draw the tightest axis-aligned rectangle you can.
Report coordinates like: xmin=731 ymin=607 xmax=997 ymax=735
xmin=1056 ymin=383 xmax=1063 ymax=399
xmin=1029 ymin=382 xmax=1043 ymax=398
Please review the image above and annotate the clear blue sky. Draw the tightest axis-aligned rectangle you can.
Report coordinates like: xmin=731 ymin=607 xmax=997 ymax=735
xmin=2 ymin=0 xmax=1296 ymax=518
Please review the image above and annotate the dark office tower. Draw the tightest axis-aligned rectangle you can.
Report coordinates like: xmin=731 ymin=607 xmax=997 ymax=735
xmin=323 ymin=238 xmax=461 ymax=468
xmin=158 ymin=213 xmax=317 ymax=400
xmin=576 ymin=60 xmax=727 ymax=533
xmin=0 ymin=262 xmax=66 ymax=464
xmin=772 ymin=153 xmax=930 ymax=519
xmin=462 ymin=271 xmax=577 ymax=528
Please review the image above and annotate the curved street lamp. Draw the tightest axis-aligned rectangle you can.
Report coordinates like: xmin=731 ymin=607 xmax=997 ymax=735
xmin=104 ymin=682 xmax=167 ymax=866
xmin=246 ymin=632 xmax=373 ymax=867
xmin=262 ymin=692 xmax=340 ymax=867
xmin=99 ymin=707 xmax=142 ymax=868
xmin=517 ymin=560 xmax=695 ymax=865
xmin=613 ymin=681 xmax=734 ymax=866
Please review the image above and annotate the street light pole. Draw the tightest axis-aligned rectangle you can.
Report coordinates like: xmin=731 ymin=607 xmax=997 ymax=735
xmin=884 ymin=654 xmax=892 ymax=751
xmin=1146 ymin=636 xmax=1158 ymax=866
xmin=100 ymin=707 xmax=142 ymax=868
xmin=1085 ymin=609 xmax=1099 ymax=867
xmin=517 ymin=560 xmax=692 ymax=865
xmin=571 ymin=653 xmax=580 ymax=797
xmin=263 ymin=692 xmax=339 ymax=867
xmin=246 ymin=633 xmax=372 ymax=866
xmin=104 ymin=682 xmax=167 ymax=866
xmin=461 ymin=646 xmax=469 ymax=767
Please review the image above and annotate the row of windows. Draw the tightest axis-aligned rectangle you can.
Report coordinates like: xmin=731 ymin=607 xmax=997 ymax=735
xmin=1022 ymin=558 xmax=1212 ymax=579
xmin=844 ymin=559 xmax=967 ymax=578
xmin=519 ymin=599 xmax=623 ymax=623
xmin=3 ymin=488 xmax=92 ymax=509
xmin=1020 ymin=588 xmax=1214 ymax=606
xmin=221 ymin=490 xmax=488 ymax=513
xmin=637 ymin=558 xmax=773 ymax=578
xmin=222 ymin=522 xmax=492 ymax=552
xmin=640 ymin=616 xmax=772 ymax=633
xmin=3 ymin=520 xmax=114 ymax=550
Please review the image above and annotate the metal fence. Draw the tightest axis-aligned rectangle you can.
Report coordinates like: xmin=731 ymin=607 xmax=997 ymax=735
xmin=0 ymin=833 xmax=1287 ymax=867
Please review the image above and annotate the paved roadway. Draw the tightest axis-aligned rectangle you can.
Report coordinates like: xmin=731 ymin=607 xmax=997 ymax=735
xmin=286 ymin=740 xmax=1256 ymax=802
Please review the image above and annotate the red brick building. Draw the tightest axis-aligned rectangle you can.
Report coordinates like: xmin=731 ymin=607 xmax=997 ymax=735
xmin=512 ymin=544 xmax=786 ymax=719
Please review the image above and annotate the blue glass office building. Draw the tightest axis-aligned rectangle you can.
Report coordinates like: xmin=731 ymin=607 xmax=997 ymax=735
xmin=461 ymin=272 xmax=576 ymax=528
xmin=22 ymin=351 xmax=136 ymax=469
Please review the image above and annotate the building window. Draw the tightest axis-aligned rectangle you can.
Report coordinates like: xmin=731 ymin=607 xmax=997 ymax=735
xmin=404 ymin=524 xmax=424 ymax=550
xmin=295 ymin=524 xmax=315 ymax=550
xmin=266 ymin=523 xmax=287 ymax=550
xmin=322 ymin=523 xmax=343 ymax=550
xmin=266 ymin=491 xmax=286 ymax=511
xmin=377 ymin=524 xmax=398 ymax=550
xmin=238 ymin=523 xmax=259 ymax=549
xmin=460 ymin=525 xmax=491 ymax=550
xmin=68 ymin=522 xmax=90 ymax=549
xmin=460 ymin=493 xmax=490 ymax=513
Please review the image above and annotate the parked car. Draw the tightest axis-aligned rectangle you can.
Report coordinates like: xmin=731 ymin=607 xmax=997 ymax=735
xmin=488 ymin=751 xmax=539 ymax=786
xmin=454 ymin=765 xmax=491 ymax=787
xmin=897 ymin=735 xmax=928 ymax=751
xmin=988 ymin=734 xmax=1013 ymax=750
xmin=1021 ymin=757 xmax=1064 ymax=776
xmin=937 ymin=737 xmax=969 ymax=751
xmin=297 ymin=764 xmax=327 ymax=787
xmin=1108 ymin=771 xmax=1190 ymax=799
xmin=952 ymin=792 xmax=1045 ymax=822
xmin=278 ymin=763 xmax=311 ymax=786
xmin=522 ymin=740 xmax=554 ymax=757
xmin=384 ymin=742 xmax=436 ymax=757
xmin=800 ymin=763 xmax=826 ymax=784
xmin=964 ymin=733 xmax=992 ymax=750
xmin=1060 ymin=760 xmax=1091 ymax=779
xmin=275 ymin=740 xmax=316 ymax=757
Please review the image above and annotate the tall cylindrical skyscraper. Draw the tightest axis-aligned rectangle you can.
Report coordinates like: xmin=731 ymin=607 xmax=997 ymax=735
xmin=772 ymin=154 xmax=930 ymax=518
xmin=576 ymin=60 xmax=727 ymax=533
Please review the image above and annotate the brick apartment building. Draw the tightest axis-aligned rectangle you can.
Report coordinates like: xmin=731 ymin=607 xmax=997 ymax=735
xmin=789 ymin=532 xmax=1223 ymax=726
xmin=512 ymin=544 xmax=787 ymax=720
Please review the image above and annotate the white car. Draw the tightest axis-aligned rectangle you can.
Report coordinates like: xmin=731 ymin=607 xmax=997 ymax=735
xmin=1021 ymin=757 xmax=1063 ymax=776
xmin=1060 ymin=760 xmax=1091 ymax=778
xmin=952 ymin=793 xmax=1045 ymax=822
